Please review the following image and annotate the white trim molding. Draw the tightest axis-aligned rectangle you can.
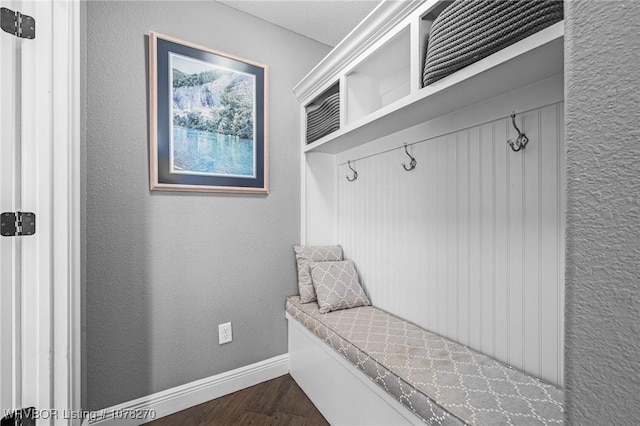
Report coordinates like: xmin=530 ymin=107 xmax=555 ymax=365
xmin=51 ymin=0 xmax=82 ymax=421
xmin=84 ymin=355 xmax=289 ymax=426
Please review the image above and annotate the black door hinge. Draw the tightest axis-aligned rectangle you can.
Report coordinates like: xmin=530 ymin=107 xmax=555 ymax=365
xmin=1 ymin=407 xmax=36 ymax=426
xmin=1 ymin=212 xmax=36 ymax=237
xmin=1 ymin=7 xmax=35 ymax=39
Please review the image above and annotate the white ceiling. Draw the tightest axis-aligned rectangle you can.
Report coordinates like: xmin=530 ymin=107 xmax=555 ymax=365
xmin=217 ymin=0 xmax=382 ymax=47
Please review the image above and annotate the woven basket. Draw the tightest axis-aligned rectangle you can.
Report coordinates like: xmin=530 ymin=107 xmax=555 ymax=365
xmin=423 ymin=0 xmax=563 ymax=86
xmin=306 ymin=92 xmax=340 ymax=143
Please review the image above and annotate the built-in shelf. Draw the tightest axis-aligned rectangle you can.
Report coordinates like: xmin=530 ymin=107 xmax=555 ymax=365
xmin=303 ymin=21 xmax=564 ymax=154
xmin=346 ymin=27 xmax=411 ymax=124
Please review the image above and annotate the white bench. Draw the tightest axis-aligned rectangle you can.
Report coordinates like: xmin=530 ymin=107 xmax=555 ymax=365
xmin=286 ymin=296 xmax=563 ymax=425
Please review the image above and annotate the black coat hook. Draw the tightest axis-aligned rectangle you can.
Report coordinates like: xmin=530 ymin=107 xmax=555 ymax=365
xmin=507 ymin=111 xmax=529 ymax=152
xmin=402 ymin=144 xmax=417 ymax=171
xmin=346 ymin=160 xmax=358 ymax=182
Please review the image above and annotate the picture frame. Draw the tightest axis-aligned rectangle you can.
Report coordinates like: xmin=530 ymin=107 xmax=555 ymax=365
xmin=149 ymin=32 xmax=269 ymax=194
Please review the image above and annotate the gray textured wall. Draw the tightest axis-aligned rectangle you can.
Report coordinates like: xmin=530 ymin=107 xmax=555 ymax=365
xmin=564 ymin=1 xmax=640 ymax=423
xmin=83 ymin=1 xmax=330 ymax=410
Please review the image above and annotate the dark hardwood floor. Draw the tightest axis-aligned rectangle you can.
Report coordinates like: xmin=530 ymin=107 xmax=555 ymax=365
xmin=144 ymin=374 xmax=328 ymax=426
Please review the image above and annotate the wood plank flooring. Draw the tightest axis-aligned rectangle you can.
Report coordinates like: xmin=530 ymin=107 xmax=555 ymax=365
xmin=144 ymin=374 xmax=328 ymax=425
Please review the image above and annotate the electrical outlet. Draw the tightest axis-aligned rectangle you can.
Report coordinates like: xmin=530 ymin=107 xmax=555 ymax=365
xmin=218 ymin=322 xmax=232 ymax=345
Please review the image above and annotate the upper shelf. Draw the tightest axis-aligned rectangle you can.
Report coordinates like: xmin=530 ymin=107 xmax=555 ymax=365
xmin=304 ymin=22 xmax=564 ymax=154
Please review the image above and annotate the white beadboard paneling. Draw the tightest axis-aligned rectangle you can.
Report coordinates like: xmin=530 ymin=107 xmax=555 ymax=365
xmin=539 ymin=104 xmax=564 ymax=386
xmin=446 ymin=134 xmax=458 ymax=340
xmin=338 ymin=103 xmax=565 ymax=386
xmin=469 ymin=127 xmax=482 ymax=351
xmin=458 ymin=131 xmax=470 ymax=345
xmin=479 ymin=123 xmax=495 ymax=356
xmin=304 ymin=152 xmax=337 ymax=244
xmin=523 ymin=108 xmax=541 ymax=379
xmin=508 ymin=111 xmax=525 ymax=371
xmin=493 ymin=117 xmax=510 ymax=365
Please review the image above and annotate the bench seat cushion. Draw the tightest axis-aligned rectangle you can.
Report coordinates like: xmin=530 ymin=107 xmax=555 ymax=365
xmin=286 ymin=296 xmax=563 ymax=425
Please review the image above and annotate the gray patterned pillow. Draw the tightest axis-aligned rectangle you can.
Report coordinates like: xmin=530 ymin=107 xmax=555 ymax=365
xmin=294 ymin=245 xmax=343 ymax=303
xmin=309 ymin=260 xmax=370 ymax=314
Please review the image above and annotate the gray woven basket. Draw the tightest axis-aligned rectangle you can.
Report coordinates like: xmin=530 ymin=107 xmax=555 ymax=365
xmin=306 ymin=92 xmax=340 ymax=143
xmin=423 ymin=0 xmax=563 ymax=87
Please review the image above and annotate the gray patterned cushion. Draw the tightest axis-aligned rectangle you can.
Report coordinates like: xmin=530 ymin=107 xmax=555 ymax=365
xmin=293 ymin=245 xmax=343 ymax=303
xmin=309 ymin=260 xmax=370 ymax=313
xmin=286 ymin=296 xmax=564 ymax=425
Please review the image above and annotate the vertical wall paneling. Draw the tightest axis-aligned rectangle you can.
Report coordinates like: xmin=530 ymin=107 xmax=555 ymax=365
xmin=507 ymin=113 xmax=524 ymax=371
xmin=305 ymin=152 xmax=337 ymax=244
xmin=523 ymin=109 xmax=541 ymax=379
xmin=493 ymin=118 xmax=510 ymax=365
xmin=469 ymin=128 xmax=482 ymax=351
xmin=479 ymin=123 xmax=495 ymax=356
xmin=436 ymin=139 xmax=447 ymax=335
xmin=337 ymin=103 xmax=565 ymax=386
xmin=458 ymin=132 xmax=470 ymax=345
xmin=445 ymin=134 xmax=456 ymax=339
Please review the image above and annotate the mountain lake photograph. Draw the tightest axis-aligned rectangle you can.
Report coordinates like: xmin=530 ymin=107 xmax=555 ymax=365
xmin=169 ymin=53 xmax=256 ymax=178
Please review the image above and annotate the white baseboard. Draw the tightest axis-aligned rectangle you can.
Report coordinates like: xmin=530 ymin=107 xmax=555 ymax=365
xmin=84 ymin=354 xmax=289 ymax=426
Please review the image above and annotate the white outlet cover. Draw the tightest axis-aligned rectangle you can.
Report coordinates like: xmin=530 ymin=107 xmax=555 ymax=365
xmin=218 ymin=322 xmax=232 ymax=345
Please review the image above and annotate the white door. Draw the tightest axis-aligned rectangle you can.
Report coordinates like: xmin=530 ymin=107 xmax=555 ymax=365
xmin=1 ymin=1 xmax=80 ymax=423
xmin=0 ymin=0 xmax=43 ymax=419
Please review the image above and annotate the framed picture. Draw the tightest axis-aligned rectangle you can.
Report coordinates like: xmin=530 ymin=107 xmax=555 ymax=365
xmin=149 ymin=32 xmax=269 ymax=194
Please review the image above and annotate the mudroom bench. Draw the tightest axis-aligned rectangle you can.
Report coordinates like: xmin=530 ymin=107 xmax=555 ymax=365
xmin=286 ymin=296 xmax=563 ymax=425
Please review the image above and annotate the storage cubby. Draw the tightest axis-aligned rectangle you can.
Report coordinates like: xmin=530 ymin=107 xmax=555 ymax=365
xmin=305 ymin=82 xmax=340 ymax=144
xmin=346 ymin=26 xmax=410 ymax=125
